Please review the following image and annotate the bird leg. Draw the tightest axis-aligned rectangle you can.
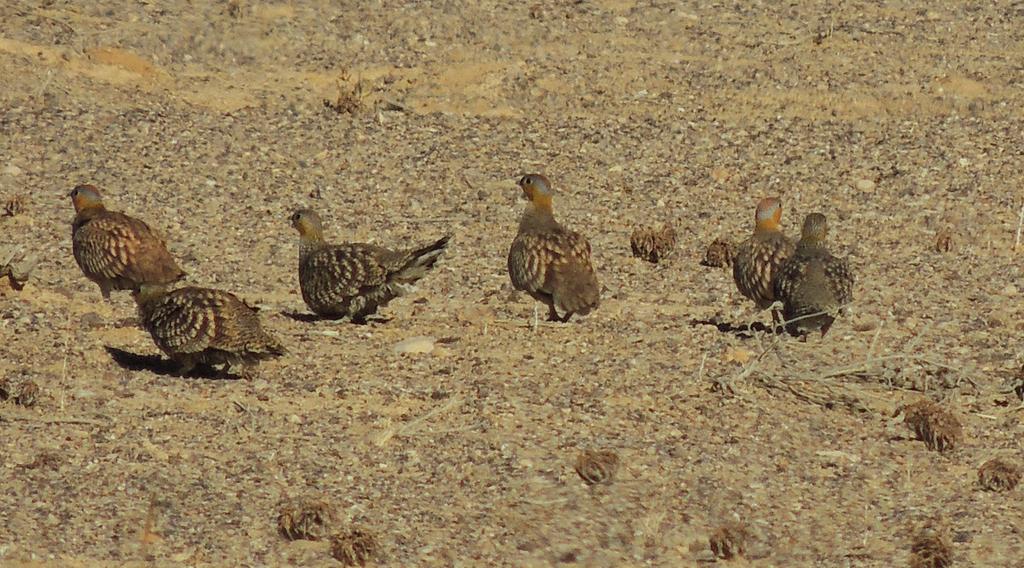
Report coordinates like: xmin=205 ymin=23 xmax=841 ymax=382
xmin=532 ymin=304 xmax=539 ymax=333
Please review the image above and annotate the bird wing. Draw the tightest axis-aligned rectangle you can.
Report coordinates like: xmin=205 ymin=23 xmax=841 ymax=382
xmin=824 ymin=256 xmax=855 ymax=307
xmin=72 ymin=214 xmax=144 ymax=281
xmin=305 ymin=244 xmax=389 ymax=298
xmin=145 ymin=288 xmax=219 ymax=354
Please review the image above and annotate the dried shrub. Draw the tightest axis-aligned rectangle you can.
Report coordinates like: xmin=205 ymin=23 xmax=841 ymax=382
xmin=909 ymin=523 xmax=953 ymax=568
xmin=574 ymin=449 xmax=620 ymax=485
xmin=702 ymin=238 xmax=735 ymax=268
xmin=14 ymin=379 xmax=39 ymax=407
xmin=4 ymin=195 xmax=26 ymax=217
xmin=900 ymin=399 xmax=962 ymax=452
xmin=977 ymin=458 xmax=1021 ymax=492
xmin=330 ymin=528 xmax=379 ymax=566
xmin=323 ymin=71 xmax=364 ymax=115
xmin=934 ymin=229 xmax=954 ymax=253
xmin=630 ymin=224 xmax=677 ymax=263
xmin=709 ymin=522 xmax=749 ymax=560
xmin=226 ymin=0 xmax=243 ymax=18
xmin=277 ymin=497 xmax=335 ymax=541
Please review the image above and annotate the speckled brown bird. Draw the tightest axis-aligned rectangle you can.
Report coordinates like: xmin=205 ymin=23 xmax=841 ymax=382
xmin=291 ymin=209 xmax=450 ymax=323
xmin=773 ymin=213 xmax=855 ymax=338
xmin=508 ymin=174 xmax=600 ymax=322
xmin=70 ymin=184 xmax=185 ymax=299
xmin=732 ymin=197 xmax=794 ymax=320
xmin=134 ymin=283 xmax=286 ymax=376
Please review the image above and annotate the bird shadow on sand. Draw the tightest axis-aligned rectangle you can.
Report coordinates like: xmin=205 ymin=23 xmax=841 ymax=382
xmin=280 ymin=310 xmax=392 ymax=325
xmin=104 ymin=346 xmax=241 ymax=380
xmin=689 ymin=318 xmax=785 ymax=339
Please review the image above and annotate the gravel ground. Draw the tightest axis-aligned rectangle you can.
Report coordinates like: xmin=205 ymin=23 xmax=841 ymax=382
xmin=1 ymin=1 xmax=1022 ymax=566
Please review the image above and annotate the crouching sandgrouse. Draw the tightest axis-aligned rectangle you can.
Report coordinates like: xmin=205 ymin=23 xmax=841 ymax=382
xmin=290 ymin=208 xmax=450 ymax=323
xmin=134 ymin=283 xmax=286 ymax=376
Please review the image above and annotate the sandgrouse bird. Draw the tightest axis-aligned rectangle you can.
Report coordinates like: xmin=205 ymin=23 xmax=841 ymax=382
xmin=290 ymin=208 xmax=451 ymax=323
xmin=773 ymin=213 xmax=854 ymax=338
xmin=134 ymin=283 xmax=286 ymax=376
xmin=70 ymin=184 xmax=185 ymax=299
xmin=507 ymin=174 xmax=600 ymax=323
xmin=732 ymin=197 xmax=795 ymax=322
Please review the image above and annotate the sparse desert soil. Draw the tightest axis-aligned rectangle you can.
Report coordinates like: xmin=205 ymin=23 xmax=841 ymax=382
xmin=1 ymin=1 xmax=1023 ymax=566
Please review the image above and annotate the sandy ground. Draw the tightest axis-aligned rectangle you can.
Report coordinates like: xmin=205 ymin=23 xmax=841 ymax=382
xmin=1 ymin=1 xmax=1023 ymax=566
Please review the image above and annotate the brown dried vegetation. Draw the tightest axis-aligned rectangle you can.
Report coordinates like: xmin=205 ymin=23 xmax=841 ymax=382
xmin=630 ymin=223 xmax=677 ymax=263
xmin=900 ymin=400 xmax=962 ymax=452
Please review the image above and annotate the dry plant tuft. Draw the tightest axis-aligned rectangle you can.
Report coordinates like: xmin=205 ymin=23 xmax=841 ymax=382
xmin=330 ymin=527 xmax=379 ymax=566
xmin=323 ymin=70 xmax=364 ymax=115
xmin=277 ymin=497 xmax=336 ymax=541
xmin=708 ymin=522 xmax=749 ymax=560
xmin=909 ymin=522 xmax=953 ymax=568
xmin=702 ymin=238 xmax=735 ymax=268
xmin=630 ymin=223 xmax=677 ymax=263
xmin=4 ymin=194 xmax=26 ymax=217
xmin=899 ymin=399 xmax=962 ymax=452
xmin=225 ymin=0 xmax=244 ymax=18
xmin=977 ymin=458 xmax=1021 ymax=492
xmin=1 ymin=376 xmax=41 ymax=407
xmin=14 ymin=379 xmax=39 ymax=407
xmin=934 ymin=229 xmax=954 ymax=253
xmin=574 ymin=449 xmax=620 ymax=485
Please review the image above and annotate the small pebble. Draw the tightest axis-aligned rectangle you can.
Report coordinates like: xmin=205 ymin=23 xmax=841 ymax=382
xmin=392 ymin=336 xmax=435 ymax=354
xmin=855 ymin=179 xmax=876 ymax=192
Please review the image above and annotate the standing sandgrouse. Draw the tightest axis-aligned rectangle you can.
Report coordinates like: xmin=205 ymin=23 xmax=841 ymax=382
xmin=732 ymin=197 xmax=795 ymax=321
xmin=507 ymin=174 xmax=600 ymax=322
xmin=70 ymin=184 xmax=185 ymax=299
xmin=773 ymin=213 xmax=855 ymax=338
xmin=290 ymin=209 xmax=451 ymax=323
xmin=134 ymin=283 xmax=286 ymax=376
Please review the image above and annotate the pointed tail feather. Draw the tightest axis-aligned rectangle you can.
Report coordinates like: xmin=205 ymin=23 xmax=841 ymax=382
xmin=392 ymin=235 xmax=451 ymax=283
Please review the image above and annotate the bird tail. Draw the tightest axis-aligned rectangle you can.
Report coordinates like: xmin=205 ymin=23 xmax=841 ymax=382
xmin=553 ymin=266 xmax=601 ymax=317
xmin=392 ymin=235 xmax=451 ymax=284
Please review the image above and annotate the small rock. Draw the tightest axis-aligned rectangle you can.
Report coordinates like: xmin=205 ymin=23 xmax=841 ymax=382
xmin=392 ymin=336 xmax=435 ymax=355
xmin=1001 ymin=284 xmax=1018 ymax=297
xmin=854 ymin=179 xmax=876 ymax=192
xmin=3 ymin=164 xmax=23 ymax=176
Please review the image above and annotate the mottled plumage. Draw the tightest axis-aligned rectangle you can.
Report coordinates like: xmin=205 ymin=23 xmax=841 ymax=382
xmin=773 ymin=213 xmax=855 ymax=338
xmin=134 ymin=284 xmax=285 ymax=376
xmin=291 ymin=209 xmax=450 ymax=323
xmin=508 ymin=174 xmax=600 ymax=322
xmin=732 ymin=197 xmax=795 ymax=314
xmin=70 ymin=185 xmax=185 ymax=299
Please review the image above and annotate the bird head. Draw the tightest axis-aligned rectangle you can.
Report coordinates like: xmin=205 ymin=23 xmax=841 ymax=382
xmin=290 ymin=208 xmax=324 ymax=241
xmin=131 ymin=282 xmax=170 ymax=307
xmin=518 ymin=173 xmax=553 ymax=211
xmin=69 ymin=184 xmax=105 ymax=213
xmin=754 ymin=197 xmax=783 ymax=231
xmin=799 ymin=213 xmax=829 ymax=243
